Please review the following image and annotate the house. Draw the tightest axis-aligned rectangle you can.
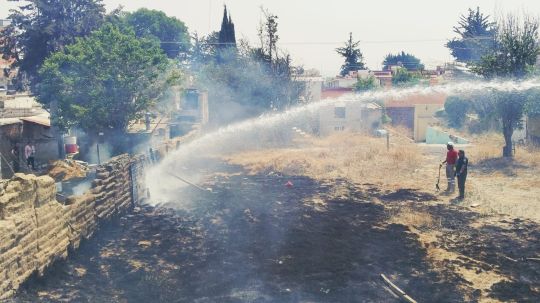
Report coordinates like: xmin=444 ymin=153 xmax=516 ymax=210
xmin=0 ymin=94 xmax=58 ymax=178
xmin=527 ymin=115 xmax=540 ymax=145
xmin=385 ymin=92 xmax=446 ymax=142
xmin=318 ymin=100 xmax=382 ymax=136
xmin=297 ymin=76 xmax=323 ymax=103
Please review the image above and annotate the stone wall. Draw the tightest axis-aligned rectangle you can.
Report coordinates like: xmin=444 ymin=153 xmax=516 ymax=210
xmin=0 ymin=129 xmax=197 ymax=299
xmin=0 ymin=154 xmax=138 ymax=299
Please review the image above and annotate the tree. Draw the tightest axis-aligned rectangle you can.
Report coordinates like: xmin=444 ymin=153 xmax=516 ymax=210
xmin=471 ymin=15 xmax=540 ymax=156
xmin=446 ymin=7 xmax=496 ymax=63
xmin=355 ymin=75 xmax=377 ymax=92
xmin=0 ymin=0 xmax=105 ymax=88
xmin=383 ymin=51 xmax=424 ymax=71
xmin=125 ymin=8 xmax=190 ymax=59
xmin=391 ymin=67 xmax=421 ymax=87
xmin=218 ymin=6 xmax=237 ymax=49
xmin=336 ymin=33 xmax=366 ymax=76
xmin=257 ymin=8 xmax=279 ymax=67
xmin=445 ymin=96 xmax=470 ymax=128
xmin=194 ymin=8 xmax=304 ymax=125
xmin=38 ymin=24 xmax=170 ymax=143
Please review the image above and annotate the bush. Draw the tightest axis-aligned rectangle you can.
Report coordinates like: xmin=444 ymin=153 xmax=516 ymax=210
xmin=444 ymin=96 xmax=470 ymax=128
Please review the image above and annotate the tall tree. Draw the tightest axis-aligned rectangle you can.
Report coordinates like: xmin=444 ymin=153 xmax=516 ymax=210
xmin=383 ymin=51 xmax=424 ymax=71
xmin=125 ymin=8 xmax=190 ymax=59
xmin=256 ymin=8 xmax=279 ymax=67
xmin=446 ymin=7 xmax=496 ymax=63
xmin=217 ymin=5 xmax=237 ymax=62
xmin=471 ymin=15 xmax=540 ymax=157
xmin=38 ymin=24 xmax=170 ymax=142
xmin=0 ymin=0 xmax=105 ymax=88
xmin=336 ymin=33 xmax=366 ymax=76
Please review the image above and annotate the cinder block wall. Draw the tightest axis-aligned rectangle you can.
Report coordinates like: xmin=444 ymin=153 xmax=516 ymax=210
xmin=0 ymin=154 xmax=139 ymax=299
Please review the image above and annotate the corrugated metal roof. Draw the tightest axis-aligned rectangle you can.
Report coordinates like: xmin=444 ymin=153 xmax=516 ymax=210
xmin=20 ymin=115 xmax=51 ymax=127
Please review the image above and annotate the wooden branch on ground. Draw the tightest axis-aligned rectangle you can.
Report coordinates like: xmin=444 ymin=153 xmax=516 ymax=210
xmin=380 ymin=273 xmax=418 ymax=303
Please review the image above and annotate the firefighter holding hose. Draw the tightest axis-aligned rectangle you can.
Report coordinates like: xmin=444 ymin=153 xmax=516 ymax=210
xmin=440 ymin=142 xmax=458 ymax=193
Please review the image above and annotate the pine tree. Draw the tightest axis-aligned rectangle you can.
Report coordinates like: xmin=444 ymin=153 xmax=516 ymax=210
xmin=336 ymin=33 xmax=366 ymax=76
xmin=217 ymin=5 xmax=236 ymax=62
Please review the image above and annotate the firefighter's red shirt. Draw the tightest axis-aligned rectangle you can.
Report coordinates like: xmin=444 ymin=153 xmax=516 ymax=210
xmin=446 ymin=149 xmax=458 ymax=165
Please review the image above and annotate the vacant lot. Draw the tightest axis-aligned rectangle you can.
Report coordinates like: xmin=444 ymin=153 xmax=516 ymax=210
xmin=11 ymin=132 xmax=540 ymax=303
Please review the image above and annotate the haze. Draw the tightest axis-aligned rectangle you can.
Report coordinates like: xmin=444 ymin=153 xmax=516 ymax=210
xmin=1 ymin=0 xmax=539 ymax=75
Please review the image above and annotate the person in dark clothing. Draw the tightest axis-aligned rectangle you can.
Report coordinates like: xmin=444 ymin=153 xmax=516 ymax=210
xmin=10 ymin=143 xmax=20 ymax=173
xmin=455 ymin=150 xmax=469 ymax=199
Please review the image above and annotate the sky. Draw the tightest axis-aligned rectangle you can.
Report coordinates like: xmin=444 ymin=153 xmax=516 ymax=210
xmin=1 ymin=0 xmax=540 ymax=76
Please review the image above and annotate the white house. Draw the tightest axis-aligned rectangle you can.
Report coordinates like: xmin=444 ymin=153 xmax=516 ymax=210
xmin=318 ymin=101 xmax=382 ymax=136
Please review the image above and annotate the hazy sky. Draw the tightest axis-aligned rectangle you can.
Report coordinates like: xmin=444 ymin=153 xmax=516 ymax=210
xmin=1 ymin=0 xmax=540 ymax=76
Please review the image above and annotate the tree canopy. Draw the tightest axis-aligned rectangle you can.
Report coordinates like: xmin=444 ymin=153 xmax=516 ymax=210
xmin=38 ymin=24 xmax=170 ymax=136
xmin=391 ymin=67 xmax=421 ymax=87
xmin=446 ymin=7 xmax=496 ymax=63
xmin=1 ymin=0 xmax=105 ymax=88
xmin=336 ymin=33 xmax=366 ymax=76
xmin=470 ymin=15 xmax=540 ymax=156
xmin=355 ymin=76 xmax=377 ymax=92
xmin=383 ymin=51 xmax=424 ymax=71
xmin=125 ymin=8 xmax=190 ymax=59
xmin=217 ymin=6 xmax=237 ymax=63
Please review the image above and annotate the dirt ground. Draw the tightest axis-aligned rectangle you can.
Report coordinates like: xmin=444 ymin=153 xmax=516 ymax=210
xmin=8 ymin=132 xmax=540 ymax=302
xmin=225 ymin=131 xmax=540 ymax=302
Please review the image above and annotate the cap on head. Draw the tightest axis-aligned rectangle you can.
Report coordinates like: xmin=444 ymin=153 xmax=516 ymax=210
xmin=447 ymin=141 xmax=454 ymax=147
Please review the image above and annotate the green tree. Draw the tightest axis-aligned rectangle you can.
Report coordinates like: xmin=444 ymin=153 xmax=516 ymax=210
xmin=355 ymin=75 xmax=377 ymax=92
xmin=336 ymin=33 xmax=366 ymax=76
xmin=391 ymin=67 xmax=421 ymax=87
xmin=445 ymin=96 xmax=470 ymax=128
xmin=125 ymin=8 xmax=190 ymax=59
xmin=383 ymin=51 xmax=424 ymax=71
xmin=471 ymin=15 xmax=540 ymax=156
xmin=218 ymin=6 xmax=237 ymax=54
xmin=0 ymin=0 xmax=105 ymax=88
xmin=446 ymin=7 xmax=496 ymax=63
xmin=38 ymin=24 xmax=170 ymax=141
xmin=195 ymin=9 xmax=304 ymax=124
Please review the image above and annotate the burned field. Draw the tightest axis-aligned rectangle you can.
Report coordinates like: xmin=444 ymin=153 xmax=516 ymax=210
xmin=12 ymin=163 xmax=540 ymax=303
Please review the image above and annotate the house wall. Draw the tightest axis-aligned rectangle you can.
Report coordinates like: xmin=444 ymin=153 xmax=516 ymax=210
xmin=318 ymin=103 xmax=382 ymax=136
xmin=21 ymin=122 xmax=58 ymax=166
xmin=387 ymin=107 xmax=414 ymax=130
xmin=413 ymin=104 xmax=443 ymax=142
xmin=527 ymin=115 xmax=540 ymax=144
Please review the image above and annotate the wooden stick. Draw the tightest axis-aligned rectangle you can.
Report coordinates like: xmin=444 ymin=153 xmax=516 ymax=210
xmin=380 ymin=274 xmax=418 ymax=303
xmin=166 ymin=171 xmax=209 ymax=192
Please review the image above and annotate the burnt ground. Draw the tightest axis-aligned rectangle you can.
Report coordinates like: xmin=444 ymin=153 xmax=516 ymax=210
xmin=9 ymin=163 xmax=540 ymax=303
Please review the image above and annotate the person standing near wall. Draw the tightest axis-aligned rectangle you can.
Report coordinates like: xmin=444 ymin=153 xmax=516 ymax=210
xmin=440 ymin=142 xmax=458 ymax=193
xmin=11 ymin=143 xmax=20 ymax=173
xmin=455 ymin=150 xmax=469 ymax=200
xmin=24 ymin=142 xmax=36 ymax=170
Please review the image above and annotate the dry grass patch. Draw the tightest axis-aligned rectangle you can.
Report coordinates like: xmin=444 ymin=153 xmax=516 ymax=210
xmin=226 ymin=132 xmax=422 ymax=189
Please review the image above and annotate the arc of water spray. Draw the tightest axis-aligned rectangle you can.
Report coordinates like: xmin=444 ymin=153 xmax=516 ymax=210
xmin=146 ymin=78 xmax=540 ymax=203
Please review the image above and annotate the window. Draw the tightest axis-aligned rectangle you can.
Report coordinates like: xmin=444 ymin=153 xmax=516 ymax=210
xmin=334 ymin=107 xmax=346 ymax=118
xmin=334 ymin=126 xmax=345 ymax=131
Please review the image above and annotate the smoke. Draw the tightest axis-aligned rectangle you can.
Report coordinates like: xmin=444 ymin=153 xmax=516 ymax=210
xmin=146 ymin=78 xmax=540 ymax=205
xmin=72 ymin=180 xmax=92 ymax=196
xmin=87 ymin=143 xmax=112 ymax=165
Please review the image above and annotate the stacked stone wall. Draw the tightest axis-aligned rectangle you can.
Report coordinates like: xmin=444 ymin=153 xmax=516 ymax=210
xmin=0 ymin=154 xmax=138 ymax=299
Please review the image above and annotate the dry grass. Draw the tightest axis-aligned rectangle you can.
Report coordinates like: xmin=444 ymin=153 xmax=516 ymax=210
xmin=387 ymin=206 xmax=435 ymax=229
xmin=456 ymin=132 xmax=540 ymax=221
xmin=226 ymin=131 xmax=422 ymax=189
